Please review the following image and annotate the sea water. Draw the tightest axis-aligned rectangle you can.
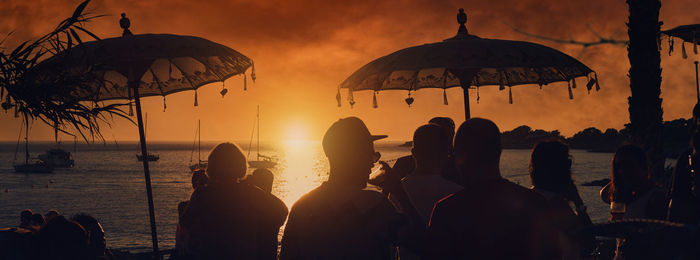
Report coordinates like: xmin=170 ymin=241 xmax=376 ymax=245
xmin=0 ymin=141 xmax=623 ymax=252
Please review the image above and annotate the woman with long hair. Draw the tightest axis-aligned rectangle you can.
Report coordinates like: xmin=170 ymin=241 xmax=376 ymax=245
xmin=608 ymin=144 xmax=666 ymax=220
xmin=607 ymin=144 xmax=666 ymax=260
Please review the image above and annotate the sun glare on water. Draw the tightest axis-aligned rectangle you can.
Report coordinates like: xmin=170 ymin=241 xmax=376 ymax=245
xmin=274 ymin=139 xmax=327 ymax=208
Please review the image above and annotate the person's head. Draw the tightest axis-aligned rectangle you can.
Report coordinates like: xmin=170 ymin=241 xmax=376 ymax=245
xmin=191 ymin=170 xmax=208 ymax=189
xmin=429 ymin=117 xmax=456 ymax=148
xmin=72 ymin=213 xmax=106 ymax=257
xmin=245 ymin=168 xmax=275 ymax=193
xmin=323 ymin=117 xmax=386 ymax=188
xmin=30 ymin=213 xmax=45 ymax=227
xmin=453 ymin=118 xmax=502 ymax=182
xmin=610 ymin=144 xmax=649 ymax=202
xmin=20 ymin=209 xmax=33 ymax=226
xmin=529 ymin=141 xmax=573 ymax=193
xmin=412 ymin=124 xmax=451 ymax=168
xmin=45 ymin=210 xmax=59 ymax=224
xmin=206 ymin=142 xmax=247 ymax=184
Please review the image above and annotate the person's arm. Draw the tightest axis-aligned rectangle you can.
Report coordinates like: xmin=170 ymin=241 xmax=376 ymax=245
xmin=667 ymin=150 xmax=692 ymax=221
xmin=379 ymin=161 xmax=429 ymax=256
xmin=179 ymin=189 xmax=203 ymax=228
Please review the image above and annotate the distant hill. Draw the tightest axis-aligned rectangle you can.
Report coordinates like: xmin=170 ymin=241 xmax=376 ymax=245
xmin=500 ymin=118 xmax=691 ymax=159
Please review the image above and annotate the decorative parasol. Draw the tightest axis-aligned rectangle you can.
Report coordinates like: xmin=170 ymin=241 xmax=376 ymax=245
xmin=29 ymin=14 xmax=255 ymax=257
xmin=338 ymin=8 xmax=598 ymax=119
xmin=662 ymin=24 xmax=700 ymax=58
xmin=661 ymin=24 xmax=700 ymax=100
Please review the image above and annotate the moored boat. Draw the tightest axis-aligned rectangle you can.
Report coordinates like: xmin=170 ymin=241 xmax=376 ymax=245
xmin=13 ymin=162 xmax=54 ymax=174
xmin=38 ymin=148 xmax=74 ymax=167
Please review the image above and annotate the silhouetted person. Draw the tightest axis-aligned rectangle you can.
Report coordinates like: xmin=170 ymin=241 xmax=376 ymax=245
xmin=667 ymin=103 xmax=700 ymax=224
xmin=72 ymin=214 xmax=112 ymax=260
xmin=391 ymin=117 xmax=459 ymax=183
xmin=244 ymin=168 xmax=275 ymax=193
xmin=530 ymin=141 xmax=594 ymax=259
xmin=427 ymin=118 xmax=558 ymax=260
xmin=180 ymin=143 xmax=288 ymax=260
xmin=19 ymin=209 xmax=32 ymax=229
xmin=394 ymin=124 xmax=462 ymax=260
xmin=35 ymin=215 xmax=89 ymax=260
xmin=29 ymin=213 xmax=44 ymax=232
xmin=607 ymin=144 xmax=666 ymax=260
xmin=45 ymin=210 xmax=59 ymax=224
xmin=176 ymin=170 xmax=208 ymax=258
xmin=280 ymin=117 xmax=405 ymax=260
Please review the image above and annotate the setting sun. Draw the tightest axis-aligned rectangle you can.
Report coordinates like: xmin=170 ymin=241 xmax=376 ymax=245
xmin=284 ymin=122 xmax=309 ymax=141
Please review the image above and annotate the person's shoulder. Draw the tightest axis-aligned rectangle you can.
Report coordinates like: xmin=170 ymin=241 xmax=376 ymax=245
xmin=289 ymin=186 xmax=325 ymax=212
xmin=357 ymin=188 xmax=392 ymax=204
xmin=433 ymin=190 xmax=464 ymax=209
xmin=499 ymin=179 xmax=547 ymax=203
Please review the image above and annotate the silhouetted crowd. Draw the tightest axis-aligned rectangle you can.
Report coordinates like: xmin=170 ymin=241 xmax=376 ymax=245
xmin=170 ymin=114 xmax=699 ymax=260
xmin=7 ymin=113 xmax=700 ymax=260
xmin=0 ymin=209 xmax=113 ymax=260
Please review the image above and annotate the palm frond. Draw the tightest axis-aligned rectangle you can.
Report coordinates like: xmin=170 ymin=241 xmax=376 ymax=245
xmin=0 ymin=0 xmax=130 ymax=143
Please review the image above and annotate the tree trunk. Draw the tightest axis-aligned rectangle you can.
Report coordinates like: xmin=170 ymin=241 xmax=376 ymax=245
xmin=626 ymin=0 xmax=665 ymax=184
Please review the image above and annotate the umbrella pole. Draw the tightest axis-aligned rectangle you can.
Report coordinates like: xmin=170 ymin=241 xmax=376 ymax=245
xmin=461 ymin=85 xmax=471 ymax=120
xmin=695 ymin=61 xmax=699 ymax=101
xmin=451 ymin=69 xmax=477 ymax=120
xmin=132 ymin=83 xmax=160 ymax=259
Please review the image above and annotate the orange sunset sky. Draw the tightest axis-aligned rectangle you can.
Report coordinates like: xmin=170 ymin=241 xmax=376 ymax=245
xmin=1 ymin=0 xmax=700 ymax=142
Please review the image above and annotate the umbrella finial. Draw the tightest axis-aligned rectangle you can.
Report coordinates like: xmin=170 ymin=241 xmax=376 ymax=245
xmin=120 ymin=13 xmax=133 ymax=37
xmin=457 ymin=8 xmax=468 ymax=35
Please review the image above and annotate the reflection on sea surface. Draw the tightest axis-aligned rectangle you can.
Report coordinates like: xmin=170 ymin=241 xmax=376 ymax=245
xmin=0 ymin=141 xmax=619 ymax=252
xmin=274 ymin=140 xmax=326 ymax=208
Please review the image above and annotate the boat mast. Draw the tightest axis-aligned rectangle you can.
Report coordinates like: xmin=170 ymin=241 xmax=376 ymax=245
xmin=24 ymin=115 xmax=29 ymax=165
xmin=257 ymin=105 xmax=260 ymax=160
xmin=198 ymin=119 xmax=201 ymax=163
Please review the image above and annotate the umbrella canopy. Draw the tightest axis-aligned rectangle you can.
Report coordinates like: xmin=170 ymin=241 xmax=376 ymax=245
xmin=29 ymin=14 xmax=254 ymax=257
xmin=33 ymin=32 xmax=253 ymax=105
xmin=338 ymin=8 xmax=598 ymax=119
xmin=662 ymin=24 xmax=699 ymax=58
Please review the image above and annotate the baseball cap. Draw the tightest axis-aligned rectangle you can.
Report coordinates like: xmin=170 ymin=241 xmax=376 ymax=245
xmin=322 ymin=117 xmax=387 ymax=157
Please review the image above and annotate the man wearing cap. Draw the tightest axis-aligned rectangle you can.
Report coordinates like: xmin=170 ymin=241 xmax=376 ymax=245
xmin=280 ymin=117 xmax=405 ymax=260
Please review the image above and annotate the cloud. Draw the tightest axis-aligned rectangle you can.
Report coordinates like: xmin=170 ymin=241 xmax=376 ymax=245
xmin=1 ymin=0 xmax=698 ymax=141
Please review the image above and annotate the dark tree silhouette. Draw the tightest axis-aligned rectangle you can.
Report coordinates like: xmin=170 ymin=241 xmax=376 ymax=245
xmin=626 ymin=0 xmax=665 ymax=183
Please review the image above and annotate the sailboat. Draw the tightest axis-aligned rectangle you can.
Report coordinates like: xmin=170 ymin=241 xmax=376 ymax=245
xmin=38 ymin=126 xmax=75 ymax=168
xmin=136 ymin=113 xmax=159 ymax=162
xmin=189 ymin=120 xmax=207 ymax=173
xmin=14 ymin=118 xmax=53 ymax=173
xmin=248 ymin=106 xmax=277 ymax=169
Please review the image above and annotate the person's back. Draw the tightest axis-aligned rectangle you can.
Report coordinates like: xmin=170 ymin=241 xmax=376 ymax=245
xmin=183 ymin=182 xmax=287 ymax=259
xmin=428 ymin=118 xmax=557 ymax=260
xmin=281 ymin=182 xmax=402 ymax=259
xmin=180 ymin=143 xmax=288 ymax=259
xmin=430 ymin=178 xmax=552 ymax=259
xmin=401 ymin=174 xmax=461 ymax=223
xmin=399 ymin=124 xmax=462 ymax=224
